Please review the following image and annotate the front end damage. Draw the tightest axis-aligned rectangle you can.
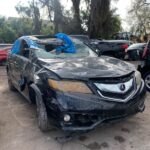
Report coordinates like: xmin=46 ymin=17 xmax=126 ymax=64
xmin=45 ymin=74 xmax=146 ymax=132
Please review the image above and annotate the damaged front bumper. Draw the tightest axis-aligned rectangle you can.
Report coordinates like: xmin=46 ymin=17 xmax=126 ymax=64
xmin=47 ymin=80 xmax=146 ymax=132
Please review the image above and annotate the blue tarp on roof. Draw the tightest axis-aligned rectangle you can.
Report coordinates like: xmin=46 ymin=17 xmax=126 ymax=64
xmin=11 ymin=39 xmax=21 ymax=54
xmin=55 ymin=33 xmax=76 ymax=53
xmin=11 ymin=36 xmax=39 ymax=54
xmin=21 ymin=36 xmax=39 ymax=48
xmin=11 ymin=33 xmax=76 ymax=54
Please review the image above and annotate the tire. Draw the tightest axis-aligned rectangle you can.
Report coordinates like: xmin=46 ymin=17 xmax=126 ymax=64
xmin=29 ymin=86 xmax=36 ymax=104
xmin=7 ymin=71 xmax=16 ymax=91
xmin=36 ymin=95 xmax=49 ymax=132
xmin=143 ymin=71 xmax=150 ymax=92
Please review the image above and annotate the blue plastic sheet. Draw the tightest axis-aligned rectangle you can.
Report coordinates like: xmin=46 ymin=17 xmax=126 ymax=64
xmin=55 ymin=33 xmax=76 ymax=53
xmin=11 ymin=40 xmax=21 ymax=54
xmin=22 ymin=36 xmax=39 ymax=48
xmin=11 ymin=36 xmax=39 ymax=54
xmin=11 ymin=34 xmax=76 ymax=54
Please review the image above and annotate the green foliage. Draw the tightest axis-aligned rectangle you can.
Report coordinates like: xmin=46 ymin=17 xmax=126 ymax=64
xmin=102 ymin=10 xmax=121 ymax=39
xmin=41 ymin=22 xmax=54 ymax=34
xmin=0 ymin=16 xmax=54 ymax=43
xmin=0 ymin=17 xmax=17 ymax=43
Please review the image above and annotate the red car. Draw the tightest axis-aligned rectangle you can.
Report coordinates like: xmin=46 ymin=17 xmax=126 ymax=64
xmin=0 ymin=44 xmax=12 ymax=65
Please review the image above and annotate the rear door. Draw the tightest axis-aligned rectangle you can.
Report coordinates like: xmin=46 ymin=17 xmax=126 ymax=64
xmin=8 ymin=39 xmax=22 ymax=87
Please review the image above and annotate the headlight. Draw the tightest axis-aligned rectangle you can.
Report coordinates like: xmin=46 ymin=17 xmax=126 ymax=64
xmin=48 ymin=79 xmax=92 ymax=94
xmin=135 ymin=71 xmax=142 ymax=86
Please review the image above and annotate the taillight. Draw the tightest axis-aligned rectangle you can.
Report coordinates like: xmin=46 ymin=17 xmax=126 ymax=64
xmin=142 ymin=45 xmax=148 ymax=58
xmin=121 ymin=44 xmax=128 ymax=49
xmin=142 ymin=40 xmax=150 ymax=59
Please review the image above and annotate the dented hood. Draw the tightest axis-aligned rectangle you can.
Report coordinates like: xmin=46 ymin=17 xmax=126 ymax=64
xmin=38 ymin=56 xmax=135 ymax=80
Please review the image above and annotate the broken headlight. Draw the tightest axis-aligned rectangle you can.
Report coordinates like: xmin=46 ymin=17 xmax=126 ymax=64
xmin=135 ymin=71 xmax=142 ymax=86
xmin=48 ymin=79 xmax=92 ymax=94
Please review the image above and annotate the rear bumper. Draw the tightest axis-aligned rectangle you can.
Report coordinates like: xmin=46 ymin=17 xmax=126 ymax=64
xmin=47 ymin=81 xmax=146 ymax=132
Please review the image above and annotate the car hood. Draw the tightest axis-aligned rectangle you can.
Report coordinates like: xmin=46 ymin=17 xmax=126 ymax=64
xmin=38 ymin=56 xmax=135 ymax=80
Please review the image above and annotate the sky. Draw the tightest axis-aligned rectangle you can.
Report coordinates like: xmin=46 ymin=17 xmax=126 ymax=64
xmin=0 ymin=0 xmax=132 ymax=30
xmin=113 ymin=0 xmax=132 ymax=30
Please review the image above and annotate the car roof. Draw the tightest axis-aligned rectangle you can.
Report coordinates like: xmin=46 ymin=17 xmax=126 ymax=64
xmin=19 ymin=35 xmax=64 ymax=47
xmin=128 ymin=43 xmax=146 ymax=47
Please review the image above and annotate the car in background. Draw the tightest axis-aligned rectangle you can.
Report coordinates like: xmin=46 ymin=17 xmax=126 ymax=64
xmin=126 ymin=43 xmax=146 ymax=61
xmin=112 ymin=32 xmax=131 ymax=40
xmin=69 ymin=35 xmax=132 ymax=59
xmin=7 ymin=34 xmax=146 ymax=132
xmin=0 ymin=44 xmax=13 ymax=65
xmin=69 ymin=35 xmax=90 ymax=44
xmin=138 ymin=40 xmax=150 ymax=91
xmin=90 ymin=39 xmax=131 ymax=59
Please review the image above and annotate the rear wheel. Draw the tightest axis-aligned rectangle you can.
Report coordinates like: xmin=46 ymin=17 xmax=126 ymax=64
xmin=144 ymin=71 xmax=150 ymax=92
xmin=7 ymin=70 xmax=16 ymax=91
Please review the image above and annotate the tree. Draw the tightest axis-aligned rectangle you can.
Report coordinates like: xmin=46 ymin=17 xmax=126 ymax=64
xmin=39 ymin=0 xmax=63 ymax=33
xmin=0 ymin=0 xmax=122 ymax=42
xmin=15 ymin=0 xmax=42 ymax=34
xmin=31 ymin=0 xmax=42 ymax=34
xmin=71 ymin=0 xmax=83 ymax=33
xmin=89 ymin=0 xmax=111 ymax=38
xmin=102 ymin=9 xmax=121 ymax=39
xmin=0 ymin=17 xmax=17 ymax=43
xmin=128 ymin=0 xmax=150 ymax=36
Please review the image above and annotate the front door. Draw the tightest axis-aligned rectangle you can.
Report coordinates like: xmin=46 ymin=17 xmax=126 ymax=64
xmin=14 ymin=39 xmax=31 ymax=100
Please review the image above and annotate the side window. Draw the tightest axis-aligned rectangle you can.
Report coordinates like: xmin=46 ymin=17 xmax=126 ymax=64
xmin=19 ymin=40 xmax=30 ymax=58
xmin=11 ymin=40 xmax=21 ymax=54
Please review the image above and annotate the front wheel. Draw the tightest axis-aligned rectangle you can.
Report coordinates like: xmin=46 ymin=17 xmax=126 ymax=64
xmin=143 ymin=71 xmax=150 ymax=92
xmin=36 ymin=95 xmax=49 ymax=132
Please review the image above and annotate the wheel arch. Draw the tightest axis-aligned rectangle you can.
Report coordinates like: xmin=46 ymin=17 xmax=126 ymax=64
xmin=139 ymin=66 xmax=150 ymax=78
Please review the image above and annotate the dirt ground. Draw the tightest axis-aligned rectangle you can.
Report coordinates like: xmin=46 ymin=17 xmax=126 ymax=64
xmin=0 ymin=66 xmax=150 ymax=150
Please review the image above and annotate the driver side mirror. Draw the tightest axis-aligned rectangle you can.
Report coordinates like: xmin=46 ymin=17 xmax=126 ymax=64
xmin=95 ymin=49 xmax=102 ymax=57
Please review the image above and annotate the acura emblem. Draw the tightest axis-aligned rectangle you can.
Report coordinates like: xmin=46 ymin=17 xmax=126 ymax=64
xmin=120 ymin=84 xmax=126 ymax=91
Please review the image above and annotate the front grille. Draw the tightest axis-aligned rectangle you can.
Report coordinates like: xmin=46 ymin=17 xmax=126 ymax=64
xmin=90 ymin=72 xmax=134 ymax=84
xmin=93 ymin=75 xmax=137 ymax=102
xmin=100 ymin=85 xmax=134 ymax=100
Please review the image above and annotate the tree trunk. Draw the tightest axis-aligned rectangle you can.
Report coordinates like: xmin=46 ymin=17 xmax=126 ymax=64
xmin=32 ymin=0 xmax=42 ymax=34
xmin=71 ymin=0 xmax=83 ymax=34
xmin=89 ymin=0 xmax=110 ymax=38
xmin=53 ymin=0 xmax=63 ymax=33
xmin=39 ymin=0 xmax=63 ymax=33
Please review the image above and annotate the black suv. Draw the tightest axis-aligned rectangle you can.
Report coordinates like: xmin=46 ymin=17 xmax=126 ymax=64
xmin=69 ymin=35 xmax=131 ymax=59
xmin=90 ymin=39 xmax=131 ymax=59
xmin=7 ymin=35 xmax=146 ymax=132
